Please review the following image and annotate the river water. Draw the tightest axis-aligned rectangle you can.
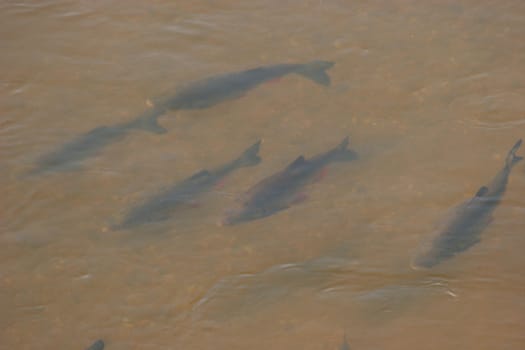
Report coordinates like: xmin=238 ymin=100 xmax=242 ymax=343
xmin=2 ymin=1 xmax=525 ymax=349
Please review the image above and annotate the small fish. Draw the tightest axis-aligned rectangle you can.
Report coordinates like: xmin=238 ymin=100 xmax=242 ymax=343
xmin=28 ymin=61 xmax=333 ymax=176
xmin=85 ymin=339 xmax=104 ymax=350
xmin=114 ymin=140 xmax=261 ymax=230
xmin=412 ymin=139 xmax=523 ymax=269
xmin=340 ymin=333 xmax=350 ymax=350
xmin=222 ymin=137 xmax=357 ymax=225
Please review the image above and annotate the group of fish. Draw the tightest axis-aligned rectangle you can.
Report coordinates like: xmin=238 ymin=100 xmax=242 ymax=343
xmin=25 ymin=60 xmax=523 ymax=350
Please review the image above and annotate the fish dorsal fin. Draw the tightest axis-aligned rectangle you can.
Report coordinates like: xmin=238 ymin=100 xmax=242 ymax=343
xmin=189 ymin=169 xmax=210 ymax=180
xmin=475 ymin=186 xmax=489 ymax=197
xmin=287 ymin=156 xmax=306 ymax=169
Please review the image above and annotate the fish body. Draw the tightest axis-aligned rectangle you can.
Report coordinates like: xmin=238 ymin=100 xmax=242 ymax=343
xmin=29 ymin=61 xmax=332 ymax=176
xmin=161 ymin=61 xmax=335 ymax=110
xmin=412 ymin=139 xmax=523 ymax=269
xmin=115 ymin=140 xmax=261 ymax=230
xmin=85 ymin=339 xmax=104 ymax=350
xmin=223 ymin=137 xmax=357 ymax=225
xmin=26 ymin=108 xmax=166 ymax=176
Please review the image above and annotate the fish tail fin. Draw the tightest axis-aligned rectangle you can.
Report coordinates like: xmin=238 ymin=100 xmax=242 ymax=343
xmin=296 ymin=60 xmax=335 ymax=86
xmin=130 ymin=108 xmax=168 ymax=134
xmin=334 ymin=136 xmax=359 ymax=161
xmin=505 ymin=139 xmax=523 ymax=169
xmin=235 ymin=140 xmax=262 ymax=167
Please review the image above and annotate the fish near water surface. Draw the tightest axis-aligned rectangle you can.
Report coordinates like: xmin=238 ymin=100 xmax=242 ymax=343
xmin=412 ymin=139 xmax=523 ymax=269
xmin=28 ymin=61 xmax=333 ymax=176
xmin=114 ymin=140 xmax=261 ymax=230
xmin=222 ymin=137 xmax=358 ymax=225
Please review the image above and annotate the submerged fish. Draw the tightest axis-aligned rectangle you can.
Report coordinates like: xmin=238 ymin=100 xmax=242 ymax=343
xmin=25 ymin=108 xmax=167 ymax=177
xmin=28 ymin=61 xmax=333 ymax=176
xmin=114 ymin=140 xmax=261 ymax=230
xmin=412 ymin=139 xmax=523 ymax=269
xmin=340 ymin=333 xmax=350 ymax=350
xmin=222 ymin=137 xmax=357 ymax=225
xmin=159 ymin=60 xmax=335 ymax=110
xmin=85 ymin=339 xmax=104 ymax=350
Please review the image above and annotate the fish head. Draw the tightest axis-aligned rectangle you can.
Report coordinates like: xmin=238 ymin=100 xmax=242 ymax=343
xmin=411 ymin=236 xmax=439 ymax=270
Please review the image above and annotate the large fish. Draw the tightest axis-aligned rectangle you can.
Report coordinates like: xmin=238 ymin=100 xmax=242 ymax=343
xmin=412 ymin=139 xmax=523 ymax=269
xmin=222 ymin=137 xmax=357 ymax=225
xmin=114 ymin=140 xmax=261 ymax=230
xmin=28 ymin=61 xmax=333 ymax=176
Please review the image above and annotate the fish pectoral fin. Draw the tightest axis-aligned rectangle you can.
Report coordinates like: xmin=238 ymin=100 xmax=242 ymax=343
xmin=189 ymin=169 xmax=211 ymax=180
xmin=286 ymin=156 xmax=306 ymax=170
xmin=475 ymin=186 xmax=489 ymax=197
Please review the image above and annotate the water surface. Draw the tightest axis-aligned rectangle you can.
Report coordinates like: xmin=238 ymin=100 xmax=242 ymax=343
xmin=2 ymin=1 xmax=525 ymax=349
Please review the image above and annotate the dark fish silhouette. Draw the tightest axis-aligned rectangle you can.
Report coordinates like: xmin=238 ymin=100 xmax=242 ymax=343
xmin=222 ymin=137 xmax=357 ymax=225
xmin=26 ymin=108 xmax=165 ymax=177
xmin=159 ymin=60 xmax=335 ymax=110
xmin=85 ymin=339 xmax=104 ymax=350
xmin=412 ymin=139 xmax=523 ymax=269
xmin=340 ymin=333 xmax=350 ymax=350
xmin=28 ymin=61 xmax=333 ymax=176
xmin=114 ymin=140 xmax=261 ymax=230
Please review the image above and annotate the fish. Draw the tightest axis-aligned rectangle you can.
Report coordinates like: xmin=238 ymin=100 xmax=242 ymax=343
xmin=85 ymin=339 xmax=104 ymax=350
xmin=412 ymin=139 xmax=523 ymax=269
xmin=340 ymin=333 xmax=350 ymax=350
xmin=114 ymin=140 xmax=261 ymax=230
xmin=28 ymin=61 xmax=333 ymax=176
xmin=222 ymin=136 xmax=357 ymax=225
xmin=159 ymin=60 xmax=335 ymax=110
xmin=25 ymin=108 xmax=167 ymax=177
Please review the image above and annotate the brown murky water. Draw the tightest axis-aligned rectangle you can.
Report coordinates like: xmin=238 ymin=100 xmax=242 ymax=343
xmin=2 ymin=1 xmax=525 ymax=349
